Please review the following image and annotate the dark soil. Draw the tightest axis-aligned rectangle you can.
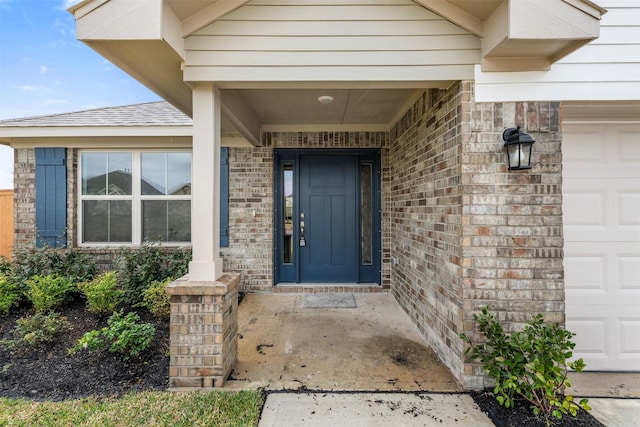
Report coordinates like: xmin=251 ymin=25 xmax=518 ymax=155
xmin=472 ymin=390 xmax=606 ymax=427
xmin=0 ymin=300 xmax=169 ymax=401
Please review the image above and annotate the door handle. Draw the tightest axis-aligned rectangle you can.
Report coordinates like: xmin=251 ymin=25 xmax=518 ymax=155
xmin=299 ymin=213 xmax=306 ymax=246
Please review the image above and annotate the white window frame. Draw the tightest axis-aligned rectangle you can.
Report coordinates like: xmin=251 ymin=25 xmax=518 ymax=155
xmin=78 ymin=149 xmax=192 ymax=247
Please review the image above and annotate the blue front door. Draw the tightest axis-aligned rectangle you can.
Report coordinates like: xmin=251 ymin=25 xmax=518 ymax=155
xmin=299 ymin=155 xmax=357 ymax=282
xmin=275 ymin=150 xmax=380 ymax=284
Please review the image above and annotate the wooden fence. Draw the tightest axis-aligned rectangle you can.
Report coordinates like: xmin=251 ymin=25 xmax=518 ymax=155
xmin=0 ymin=190 xmax=13 ymax=259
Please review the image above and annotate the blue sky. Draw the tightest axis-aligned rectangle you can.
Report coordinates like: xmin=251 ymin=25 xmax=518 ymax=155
xmin=0 ymin=0 xmax=161 ymax=189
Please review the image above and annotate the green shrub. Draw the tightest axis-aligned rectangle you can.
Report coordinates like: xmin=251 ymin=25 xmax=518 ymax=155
xmin=26 ymin=274 xmax=77 ymax=313
xmin=116 ymin=245 xmax=190 ymax=305
xmin=9 ymin=247 xmax=96 ymax=285
xmin=461 ymin=307 xmax=589 ymax=421
xmin=0 ymin=274 xmax=23 ymax=314
xmin=78 ymin=272 xmax=124 ymax=315
xmin=139 ymin=277 xmax=171 ymax=318
xmin=1 ymin=312 xmax=71 ymax=351
xmin=70 ymin=311 xmax=155 ymax=359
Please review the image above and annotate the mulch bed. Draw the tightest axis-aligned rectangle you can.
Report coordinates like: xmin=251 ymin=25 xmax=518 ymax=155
xmin=0 ymin=297 xmax=608 ymax=427
xmin=471 ymin=390 xmax=606 ymax=427
xmin=0 ymin=300 xmax=169 ymax=401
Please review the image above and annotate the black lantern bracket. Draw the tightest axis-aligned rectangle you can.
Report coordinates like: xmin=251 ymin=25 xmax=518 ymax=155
xmin=503 ymin=126 xmax=535 ymax=170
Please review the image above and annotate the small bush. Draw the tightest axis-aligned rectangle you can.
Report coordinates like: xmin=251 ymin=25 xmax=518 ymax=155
xmin=139 ymin=278 xmax=171 ymax=318
xmin=0 ymin=274 xmax=23 ymax=314
xmin=70 ymin=311 xmax=155 ymax=359
xmin=26 ymin=274 xmax=77 ymax=313
xmin=116 ymin=245 xmax=190 ymax=305
xmin=461 ymin=307 xmax=589 ymax=422
xmin=1 ymin=312 xmax=71 ymax=351
xmin=79 ymin=272 xmax=124 ymax=315
xmin=10 ymin=247 xmax=96 ymax=285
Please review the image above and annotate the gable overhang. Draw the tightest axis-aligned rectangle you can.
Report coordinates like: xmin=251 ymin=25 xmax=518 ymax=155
xmin=68 ymin=0 xmax=606 ymax=138
xmin=417 ymin=0 xmax=606 ymax=72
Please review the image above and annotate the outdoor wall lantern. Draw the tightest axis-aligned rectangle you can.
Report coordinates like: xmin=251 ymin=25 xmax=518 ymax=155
xmin=502 ymin=126 xmax=535 ymax=170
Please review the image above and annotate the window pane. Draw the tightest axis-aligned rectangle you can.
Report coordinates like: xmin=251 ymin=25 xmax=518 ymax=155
xmin=283 ymin=164 xmax=294 ymax=264
xmin=142 ymin=200 xmax=166 ymax=241
xmin=107 ymin=153 xmax=132 ymax=195
xmin=82 ymin=152 xmax=106 ymax=195
xmin=167 ymin=153 xmax=191 ymax=195
xmin=83 ymin=200 xmax=132 ymax=243
xmin=141 ymin=153 xmax=166 ymax=195
xmin=142 ymin=200 xmax=191 ymax=242
xmin=360 ymin=163 xmax=373 ymax=265
xmin=167 ymin=200 xmax=191 ymax=241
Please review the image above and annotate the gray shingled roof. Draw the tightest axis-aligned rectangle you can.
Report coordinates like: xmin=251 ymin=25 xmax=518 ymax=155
xmin=0 ymin=101 xmax=192 ymax=127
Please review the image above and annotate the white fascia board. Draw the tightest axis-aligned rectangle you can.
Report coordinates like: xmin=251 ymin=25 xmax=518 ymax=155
xmin=261 ymin=124 xmax=391 ymax=133
xmin=74 ymin=0 xmax=162 ymax=40
xmin=0 ymin=126 xmax=192 ymax=139
xmin=4 ymin=135 xmax=246 ymax=149
xmin=161 ymin=1 xmax=185 ymax=60
xmin=474 ymin=64 xmax=640 ymax=102
xmin=6 ymin=136 xmax=192 ymax=149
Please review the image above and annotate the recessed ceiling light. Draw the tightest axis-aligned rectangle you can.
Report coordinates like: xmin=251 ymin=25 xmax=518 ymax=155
xmin=317 ymin=95 xmax=334 ymax=104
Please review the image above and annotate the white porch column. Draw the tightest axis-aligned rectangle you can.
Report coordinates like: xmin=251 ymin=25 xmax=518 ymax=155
xmin=189 ymin=83 xmax=223 ymax=281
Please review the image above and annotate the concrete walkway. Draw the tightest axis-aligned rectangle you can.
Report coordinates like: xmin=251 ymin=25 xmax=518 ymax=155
xmin=258 ymin=392 xmax=640 ymax=427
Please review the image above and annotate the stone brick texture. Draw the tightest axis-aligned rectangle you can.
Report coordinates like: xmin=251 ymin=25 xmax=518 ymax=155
xmin=387 ymin=82 xmax=563 ymax=388
xmin=13 ymin=148 xmax=36 ymax=251
xmin=389 ymin=84 xmax=467 ymax=385
xmin=167 ymin=273 xmax=239 ymax=388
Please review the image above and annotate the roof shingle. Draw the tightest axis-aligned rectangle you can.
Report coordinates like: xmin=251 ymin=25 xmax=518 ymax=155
xmin=0 ymin=101 xmax=191 ymax=127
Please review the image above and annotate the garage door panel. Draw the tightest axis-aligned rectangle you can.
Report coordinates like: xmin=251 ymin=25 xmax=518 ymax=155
xmin=564 ymin=124 xmax=640 ymax=179
xmin=567 ymin=308 xmax=640 ymax=371
xmin=620 ymin=192 xmax=640 ymax=227
xmin=564 ymin=179 xmax=640 ymax=242
xmin=619 ymin=130 xmax=640 ymax=164
xmin=564 ymin=251 xmax=606 ymax=292
xmin=620 ymin=255 xmax=640 ymax=291
xmin=565 ymin=318 xmax=607 ymax=356
xmin=564 ymin=122 xmax=640 ymax=372
xmin=565 ymin=242 xmax=640 ymax=297
xmin=620 ymin=319 xmax=640 ymax=355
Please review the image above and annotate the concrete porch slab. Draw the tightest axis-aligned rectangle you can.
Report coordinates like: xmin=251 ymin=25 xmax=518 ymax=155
xmin=226 ymin=293 xmax=461 ymax=392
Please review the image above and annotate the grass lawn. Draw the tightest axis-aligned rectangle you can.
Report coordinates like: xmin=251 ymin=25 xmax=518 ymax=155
xmin=0 ymin=390 xmax=263 ymax=427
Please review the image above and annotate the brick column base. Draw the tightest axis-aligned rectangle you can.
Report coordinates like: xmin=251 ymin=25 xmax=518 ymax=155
xmin=167 ymin=273 xmax=240 ymax=389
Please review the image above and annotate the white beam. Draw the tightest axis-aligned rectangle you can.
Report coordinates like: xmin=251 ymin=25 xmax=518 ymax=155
xmin=188 ymin=83 xmax=223 ymax=281
xmin=182 ymin=0 xmax=251 ymax=37
xmin=412 ymin=0 xmax=483 ymax=37
xmin=221 ymin=89 xmax=262 ymax=147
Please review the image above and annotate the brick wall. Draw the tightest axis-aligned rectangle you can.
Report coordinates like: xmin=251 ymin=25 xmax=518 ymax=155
xmin=221 ymin=147 xmax=274 ymax=291
xmin=387 ymin=84 xmax=564 ymax=388
xmin=13 ymin=148 xmax=36 ymax=252
xmin=460 ymin=97 xmax=564 ymax=388
xmin=388 ymin=84 xmax=466 ymax=384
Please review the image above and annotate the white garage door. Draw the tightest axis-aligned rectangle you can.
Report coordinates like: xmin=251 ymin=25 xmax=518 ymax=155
xmin=564 ymin=122 xmax=640 ymax=371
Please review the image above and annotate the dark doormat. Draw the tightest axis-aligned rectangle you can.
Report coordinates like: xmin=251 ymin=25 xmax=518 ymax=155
xmin=302 ymin=293 xmax=356 ymax=308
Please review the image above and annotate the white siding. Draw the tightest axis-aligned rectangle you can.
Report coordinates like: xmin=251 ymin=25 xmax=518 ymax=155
xmin=182 ymin=0 xmax=480 ymax=84
xmin=474 ymin=0 xmax=640 ymax=102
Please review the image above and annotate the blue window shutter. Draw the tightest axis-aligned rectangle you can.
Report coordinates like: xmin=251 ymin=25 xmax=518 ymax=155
xmin=220 ymin=147 xmax=229 ymax=247
xmin=35 ymin=148 xmax=67 ymax=248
